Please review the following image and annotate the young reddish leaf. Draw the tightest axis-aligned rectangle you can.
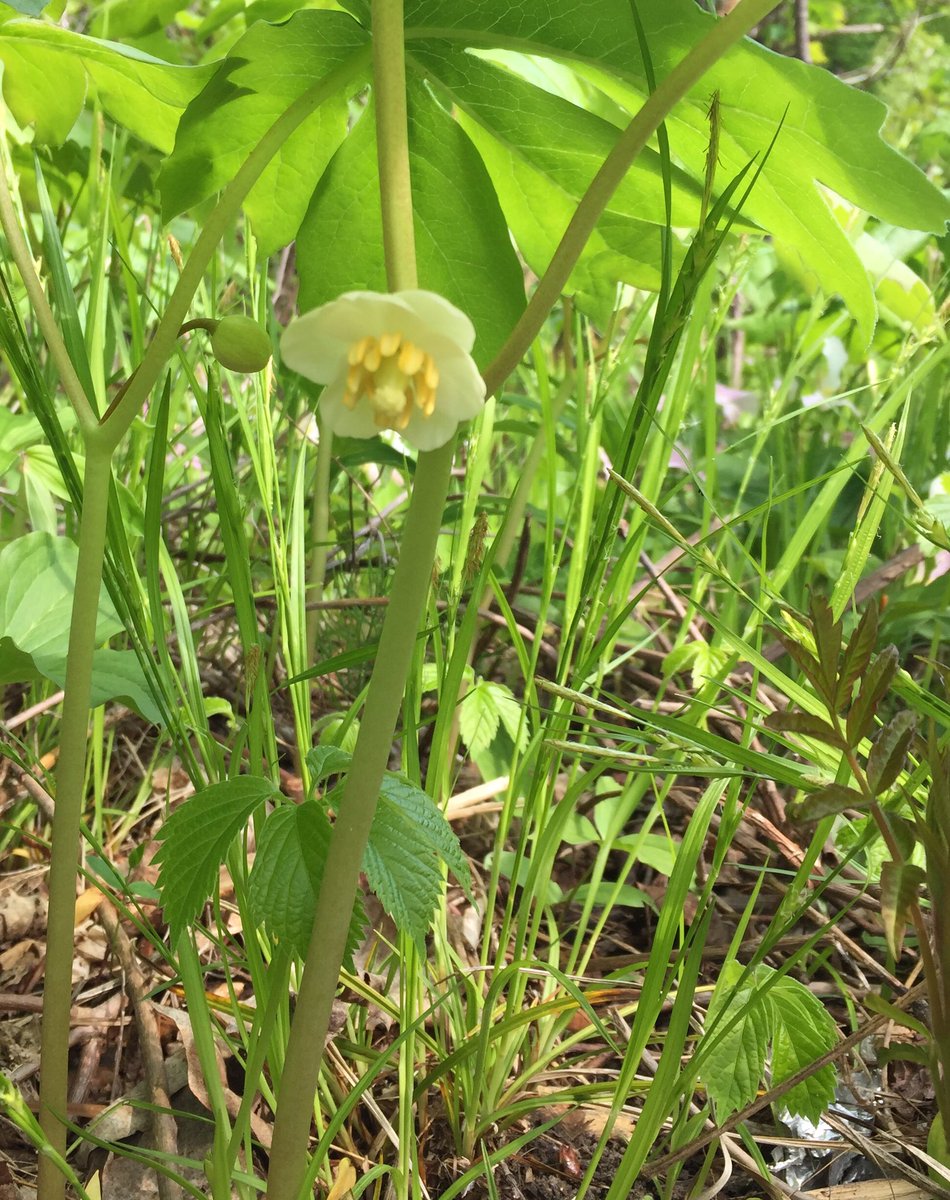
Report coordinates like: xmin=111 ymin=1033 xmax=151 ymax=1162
xmin=880 ymin=859 xmax=925 ymax=960
xmin=885 ymin=812 xmax=918 ymax=865
xmin=846 ymin=644 xmax=899 ymax=746
xmin=788 ymin=784 xmax=869 ymax=821
xmin=866 ymin=711 xmax=916 ymax=796
xmin=764 ymin=710 xmax=846 ymax=749
xmin=773 ymin=629 xmax=822 ymax=690
xmin=809 ymin=594 xmax=842 ymax=703
xmin=836 ymin=602 xmax=879 ymax=712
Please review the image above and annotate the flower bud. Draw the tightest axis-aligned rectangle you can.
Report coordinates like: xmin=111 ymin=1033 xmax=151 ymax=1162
xmin=210 ymin=315 xmax=272 ymax=373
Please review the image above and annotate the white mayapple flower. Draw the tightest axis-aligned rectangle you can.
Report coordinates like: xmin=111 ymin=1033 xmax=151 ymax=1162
xmin=281 ymin=290 xmax=486 ymax=451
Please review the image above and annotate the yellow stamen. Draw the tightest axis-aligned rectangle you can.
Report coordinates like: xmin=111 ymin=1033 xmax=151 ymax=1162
xmin=348 ymin=337 xmax=370 ymax=365
xmin=343 ymin=332 xmax=439 ymax=433
xmin=398 ymin=343 xmax=424 ymax=375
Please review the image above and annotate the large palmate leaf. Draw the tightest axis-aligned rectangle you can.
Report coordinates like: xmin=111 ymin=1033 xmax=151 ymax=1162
xmin=0 ymin=19 xmax=213 ymax=149
xmin=0 ymin=532 xmax=160 ymax=722
xmin=352 ymin=0 xmax=949 ymax=344
xmin=159 ymin=10 xmax=369 ymax=255
xmin=297 ymin=80 xmax=525 ymax=366
xmin=410 ymin=43 xmax=698 ymax=305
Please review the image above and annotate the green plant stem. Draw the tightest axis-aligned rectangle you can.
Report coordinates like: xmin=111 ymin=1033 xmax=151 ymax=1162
xmin=36 ymin=442 xmax=113 ymax=1200
xmin=21 ymin=49 xmax=369 ymax=1200
xmin=843 ymin=742 xmax=950 ymax=1101
xmin=99 ymin=48 xmax=370 ymax=450
xmin=305 ymin=420 xmax=333 ymax=671
xmin=480 ymin=0 xmax=785 ymax=399
xmin=267 ymin=441 xmax=454 ymax=1198
xmin=0 ymin=150 xmax=97 ymax=431
xmin=372 ymin=0 xmax=416 ymax=293
xmin=266 ymin=5 xmax=425 ymax=1197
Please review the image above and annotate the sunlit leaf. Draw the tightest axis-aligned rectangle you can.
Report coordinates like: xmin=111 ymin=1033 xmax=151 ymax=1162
xmin=0 ymin=19 xmax=213 ymax=149
xmin=160 ymin=10 xmax=367 ymax=253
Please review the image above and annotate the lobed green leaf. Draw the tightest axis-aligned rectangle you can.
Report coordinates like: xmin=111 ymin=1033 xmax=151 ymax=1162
xmin=154 ymin=776 xmax=282 ymax=940
xmin=297 ymin=81 xmax=525 ymax=366
xmin=0 ymin=19 xmax=213 ymax=149
xmin=248 ymin=801 xmax=365 ymax=965
xmin=159 ymin=10 xmax=367 ymax=253
xmin=0 ymin=532 xmax=160 ymax=722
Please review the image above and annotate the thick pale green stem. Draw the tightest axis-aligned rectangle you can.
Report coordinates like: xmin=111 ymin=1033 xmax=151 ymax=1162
xmin=266 ymin=4 xmax=426 ymax=1197
xmin=481 ymin=0 xmax=785 ymax=398
xmin=36 ymin=440 xmax=113 ymax=1200
xmin=266 ymin=442 xmax=453 ymax=1200
xmin=16 ymin=49 xmax=369 ymax=1200
xmin=372 ymin=0 xmax=416 ymax=293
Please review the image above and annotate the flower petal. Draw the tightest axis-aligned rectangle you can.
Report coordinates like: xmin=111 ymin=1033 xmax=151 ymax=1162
xmin=319 ymin=376 xmax=379 ymax=440
xmin=402 ymin=405 xmax=465 ymax=451
xmin=431 ymin=350 xmax=487 ymax=421
xmin=398 ymin=291 xmax=477 ymax=353
xmin=281 ymin=292 xmax=419 ymax=382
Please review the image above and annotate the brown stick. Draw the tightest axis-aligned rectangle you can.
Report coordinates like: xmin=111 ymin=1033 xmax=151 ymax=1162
xmin=99 ymin=902 xmax=182 ymax=1200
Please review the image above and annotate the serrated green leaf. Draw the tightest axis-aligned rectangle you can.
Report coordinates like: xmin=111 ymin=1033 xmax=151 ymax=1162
xmin=160 ymin=11 xmax=366 ymax=253
xmin=297 ymin=82 xmax=525 ymax=367
xmin=248 ymin=801 xmax=365 ymax=965
xmin=866 ymin=711 xmax=916 ymax=796
xmin=788 ymin=783 xmax=869 ymax=822
xmin=353 ymin=773 xmax=472 ymax=953
xmin=495 ymin=690 xmax=528 ymax=750
xmin=836 ymin=602 xmax=879 ymax=712
xmin=154 ymin=776 xmax=281 ymax=940
xmin=768 ymin=976 xmax=838 ymax=1123
xmin=773 ymin=629 xmax=823 ymax=691
xmin=880 ymin=859 xmax=925 ymax=960
xmin=0 ymin=19 xmax=214 ymax=149
xmin=701 ymin=964 xmax=770 ymax=1117
xmin=306 ymin=745 xmax=353 ymax=785
xmin=810 ymin=595 xmax=843 ymax=702
xmin=702 ymin=964 xmax=837 ymax=1123
xmin=458 ymin=679 xmax=501 ymax=758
